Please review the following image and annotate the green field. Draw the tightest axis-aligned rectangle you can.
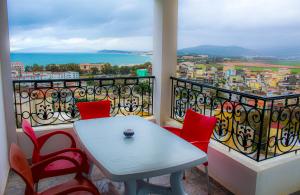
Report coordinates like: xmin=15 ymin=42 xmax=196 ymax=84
xmin=235 ymin=66 xmax=279 ymax=72
xmin=234 ymin=66 xmax=300 ymax=74
xmin=291 ymin=68 xmax=300 ymax=74
xmin=270 ymin=60 xmax=300 ymax=66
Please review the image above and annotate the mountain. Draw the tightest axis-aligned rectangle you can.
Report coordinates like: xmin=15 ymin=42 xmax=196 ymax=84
xmin=97 ymin=50 xmax=133 ymax=54
xmin=98 ymin=50 xmax=153 ymax=56
xmin=257 ymin=46 xmax=300 ymax=59
xmin=178 ymin=45 xmax=258 ymax=57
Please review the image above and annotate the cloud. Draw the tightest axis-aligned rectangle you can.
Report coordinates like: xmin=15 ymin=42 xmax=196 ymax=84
xmin=8 ymin=0 xmax=300 ymax=51
xmin=8 ymin=0 xmax=153 ymax=52
xmin=10 ymin=36 xmax=152 ymax=52
xmin=178 ymin=0 xmax=300 ymax=49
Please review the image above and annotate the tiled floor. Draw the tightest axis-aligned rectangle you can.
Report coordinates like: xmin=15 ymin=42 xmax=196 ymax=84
xmin=5 ymin=167 xmax=233 ymax=195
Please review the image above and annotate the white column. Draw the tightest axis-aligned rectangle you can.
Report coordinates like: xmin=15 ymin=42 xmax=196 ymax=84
xmin=0 ymin=0 xmax=17 ymax=145
xmin=153 ymin=0 xmax=178 ymax=125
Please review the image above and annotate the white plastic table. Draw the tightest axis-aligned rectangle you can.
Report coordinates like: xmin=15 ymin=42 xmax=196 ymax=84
xmin=74 ymin=116 xmax=207 ymax=195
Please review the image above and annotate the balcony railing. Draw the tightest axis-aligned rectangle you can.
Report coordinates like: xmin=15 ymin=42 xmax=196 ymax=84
xmin=171 ymin=77 xmax=300 ymax=162
xmin=13 ymin=76 xmax=154 ymax=127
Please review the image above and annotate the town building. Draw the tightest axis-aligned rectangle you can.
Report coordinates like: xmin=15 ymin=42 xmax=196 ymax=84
xmin=79 ymin=63 xmax=105 ymax=72
xmin=11 ymin=62 xmax=25 ymax=73
xmin=12 ymin=71 xmax=80 ymax=80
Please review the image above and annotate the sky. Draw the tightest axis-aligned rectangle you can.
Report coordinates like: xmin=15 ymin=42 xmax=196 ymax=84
xmin=7 ymin=0 xmax=300 ymax=52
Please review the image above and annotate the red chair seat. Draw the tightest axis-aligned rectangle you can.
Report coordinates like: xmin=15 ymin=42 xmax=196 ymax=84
xmin=22 ymin=120 xmax=90 ymax=178
xmin=164 ymin=126 xmax=182 ymax=137
xmin=9 ymin=144 xmax=100 ymax=195
xmin=45 ymin=151 xmax=83 ymax=172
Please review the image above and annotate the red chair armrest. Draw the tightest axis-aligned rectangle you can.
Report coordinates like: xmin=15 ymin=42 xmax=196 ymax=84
xmin=37 ymin=130 xmax=76 ymax=151
xmin=41 ymin=176 xmax=100 ymax=195
xmin=31 ymin=155 xmax=81 ymax=182
xmin=40 ymin=148 xmax=87 ymax=161
xmin=39 ymin=148 xmax=90 ymax=174
xmin=41 ymin=185 xmax=99 ymax=195
xmin=163 ymin=126 xmax=182 ymax=137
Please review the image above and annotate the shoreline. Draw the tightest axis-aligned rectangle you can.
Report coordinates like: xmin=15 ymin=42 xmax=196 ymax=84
xmin=10 ymin=52 xmax=152 ymax=67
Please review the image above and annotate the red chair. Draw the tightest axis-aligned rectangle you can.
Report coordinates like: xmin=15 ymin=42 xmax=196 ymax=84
xmin=76 ymin=100 xmax=111 ymax=120
xmin=22 ymin=120 xmax=90 ymax=179
xmin=9 ymin=143 xmax=100 ymax=195
xmin=164 ymin=109 xmax=217 ymax=194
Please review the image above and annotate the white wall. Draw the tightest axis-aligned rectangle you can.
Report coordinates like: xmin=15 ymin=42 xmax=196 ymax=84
xmin=208 ymin=142 xmax=300 ymax=195
xmin=0 ymin=71 xmax=9 ymax=195
xmin=165 ymin=118 xmax=300 ymax=195
xmin=255 ymin=153 xmax=300 ymax=195
xmin=207 ymin=142 xmax=258 ymax=195
xmin=153 ymin=0 xmax=178 ymax=125
xmin=0 ymin=0 xmax=15 ymax=192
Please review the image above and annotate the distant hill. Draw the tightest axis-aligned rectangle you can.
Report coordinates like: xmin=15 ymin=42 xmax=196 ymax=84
xmin=257 ymin=46 xmax=300 ymax=59
xmin=97 ymin=50 xmax=133 ymax=54
xmin=98 ymin=46 xmax=300 ymax=59
xmin=178 ymin=45 xmax=258 ymax=57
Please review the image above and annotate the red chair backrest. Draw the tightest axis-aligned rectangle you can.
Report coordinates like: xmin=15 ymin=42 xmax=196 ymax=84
xmin=77 ymin=100 xmax=111 ymax=120
xmin=22 ymin=120 xmax=38 ymax=149
xmin=22 ymin=120 xmax=41 ymax=162
xmin=181 ymin=109 xmax=217 ymax=151
xmin=9 ymin=143 xmax=35 ymax=194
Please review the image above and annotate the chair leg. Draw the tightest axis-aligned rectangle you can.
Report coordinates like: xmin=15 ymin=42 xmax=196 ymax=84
xmin=144 ymin=178 xmax=150 ymax=183
xmin=183 ymin=168 xmax=193 ymax=180
xmin=205 ymin=166 xmax=210 ymax=195
xmin=35 ymin=182 xmax=39 ymax=192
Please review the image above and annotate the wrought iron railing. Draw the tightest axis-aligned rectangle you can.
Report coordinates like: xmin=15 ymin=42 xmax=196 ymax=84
xmin=13 ymin=76 xmax=154 ymax=127
xmin=171 ymin=77 xmax=300 ymax=162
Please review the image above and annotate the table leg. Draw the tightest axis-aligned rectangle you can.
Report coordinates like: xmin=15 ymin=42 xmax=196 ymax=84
xmin=88 ymin=162 xmax=94 ymax=179
xmin=125 ymin=180 xmax=137 ymax=195
xmin=170 ymin=171 xmax=187 ymax=195
xmin=136 ymin=180 xmax=170 ymax=195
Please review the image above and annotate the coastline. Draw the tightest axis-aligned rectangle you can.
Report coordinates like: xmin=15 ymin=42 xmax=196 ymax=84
xmin=10 ymin=52 xmax=152 ymax=66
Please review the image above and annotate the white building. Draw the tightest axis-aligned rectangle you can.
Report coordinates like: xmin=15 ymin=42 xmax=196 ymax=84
xmin=12 ymin=71 xmax=80 ymax=80
xmin=50 ymin=71 xmax=80 ymax=80
xmin=11 ymin=62 xmax=25 ymax=73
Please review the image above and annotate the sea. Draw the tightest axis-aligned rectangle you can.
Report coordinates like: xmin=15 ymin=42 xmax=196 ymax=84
xmin=10 ymin=53 xmax=152 ymax=67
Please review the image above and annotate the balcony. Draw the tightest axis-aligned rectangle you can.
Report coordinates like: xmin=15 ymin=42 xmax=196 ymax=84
xmin=2 ymin=76 xmax=300 ymax=194
xmin=12 ymin=76 xmax=300 ymax=163
xmin=1 ymin=0 xmax=300 ymax=194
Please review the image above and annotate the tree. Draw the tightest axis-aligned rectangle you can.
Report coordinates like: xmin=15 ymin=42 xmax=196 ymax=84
xmin=25 ymin=65 xmax=33 ymax=72
xmin=45 ymin=64 xmax=60 ymax=72
xmin=101 ymin=63 xmax=114 ymax=75
xmin=32 ymin=64 xmax=44 ymax=72
xmin=45 ymin=63 xmax=81 ymax=72
xmin=65 ymin=63 xmax=81 ymax=72
xmin=143 ymin=61 xmax=152 ymax=67
xmin=86 ymin=75 xmax=97 ymax=86
xmin=90 ymin=67 xmax=99 ymax=75
xmin=135 ymin=82 xmax=151 ymax=95
xmin=119 ymin=66 xmax=131 ymax=75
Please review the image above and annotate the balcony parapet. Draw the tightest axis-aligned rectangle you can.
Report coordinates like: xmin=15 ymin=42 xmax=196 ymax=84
xmin=13 ymin=76 xmax=154 ymax=128
xmin=170 ymin=76 xmax=300 ymax=162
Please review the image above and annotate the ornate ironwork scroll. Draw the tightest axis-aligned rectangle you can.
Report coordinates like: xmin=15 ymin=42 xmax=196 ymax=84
xmin=171 ymin=77 xmax=300 ymax=162
xmin=13 ymin=76 xmax=154 ymax=127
